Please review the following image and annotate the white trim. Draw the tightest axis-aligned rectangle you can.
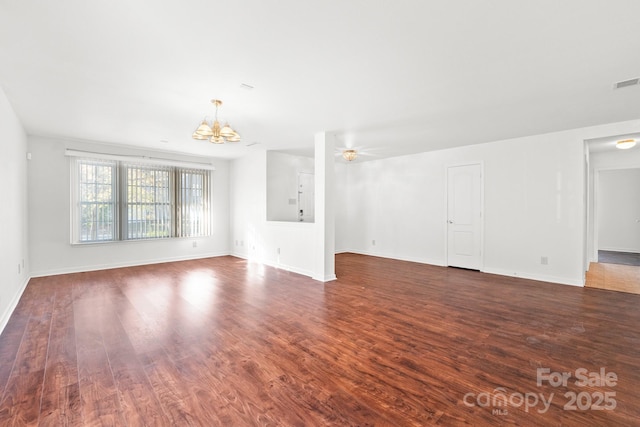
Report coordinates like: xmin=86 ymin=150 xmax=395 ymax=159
xmin=0 ymin=276 xmax=30 ymax=336
xmin=312 ymin=273 xmax=337 ymax=282
xmin=482 ymin=267 xmax=584 ymax=287
xmin=444 ymin=161 xmax=485 ymax=270
xmin=64 ymin=149 xmax=216 ymax=170
xmin=29 ymin=252 xmax=231 ymax=278
xmin=598 ymin=247 xmax=640 ymax=254
xmin=583 ymin=144 xmax=590 ymax=272
xmin=231 ymin=252 xmax=319 ymax=280
xmin=344 ymin=250 xmax=582 ymax=286
xmin=346 ymin=249 xmax=446 ymax=267
xmin=272 ymin=260 xmax=314 ymax=279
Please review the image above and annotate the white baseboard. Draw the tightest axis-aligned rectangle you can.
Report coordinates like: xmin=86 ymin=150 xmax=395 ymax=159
xmin=0 ymin=276 xmax=30 ymax=336
xmin=482 ymin=267 xmax=584 ymax=287
xmin=598 ymin=247 xmax=640 ymax=254
xmin=312 ymin=273 xmax=337 ymax=282
xmin=231 ymin=252 xmax=321 ymax=280
xmin=344 ymin=249 xmax=447 ymax=267
xmin=29 ymin=251 xmax=232 ymax=278
xmin=30 ymin=250 xmax=581 ymax=289
xmin=344 ymin=250 xmax=583 ymax=287
xmin=230 ymin=251 xmax=247 ymax=259
xmin=265 ymin=260 xmax=315 ymax=279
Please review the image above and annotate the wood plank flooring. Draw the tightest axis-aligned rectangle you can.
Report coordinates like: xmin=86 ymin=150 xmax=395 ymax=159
xmin=0 ymin=253 xmax=639 ymax=426
xmin=585 ymin=262 xmax=640 ymax=295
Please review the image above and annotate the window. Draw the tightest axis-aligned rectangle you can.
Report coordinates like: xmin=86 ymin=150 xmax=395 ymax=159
xmin=177 ymin=168 xmax=210 ymax=237
xmin=77 ymin=159 xmax=117 ymax=242
xmin=123 ymin=164 xmax=172 ymax=240
xmin=71 ymin=158 xmax=211 ymax=243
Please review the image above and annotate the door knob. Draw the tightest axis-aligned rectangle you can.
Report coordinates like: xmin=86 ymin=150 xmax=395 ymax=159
xmin=448 ymin=220 xmax=453 ymax=224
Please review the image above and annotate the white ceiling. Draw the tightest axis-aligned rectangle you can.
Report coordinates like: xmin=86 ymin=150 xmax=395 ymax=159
xmin=1 ymin=1 xmax=639 ymax=161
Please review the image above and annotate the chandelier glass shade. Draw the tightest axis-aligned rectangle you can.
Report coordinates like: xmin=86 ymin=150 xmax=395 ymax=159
xmin=192 ymin=99 xmax=240 ymax=144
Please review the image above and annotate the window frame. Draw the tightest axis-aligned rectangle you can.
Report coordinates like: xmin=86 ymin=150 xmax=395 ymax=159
xmin=120 ymin=163 xmax=174 ymax=241
xmin=70 ymin=156 xmax=212 ymax=245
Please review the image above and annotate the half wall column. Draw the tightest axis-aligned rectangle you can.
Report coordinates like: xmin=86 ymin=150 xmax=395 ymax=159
xmin=313 ymin=131 xmax=336 ymax=281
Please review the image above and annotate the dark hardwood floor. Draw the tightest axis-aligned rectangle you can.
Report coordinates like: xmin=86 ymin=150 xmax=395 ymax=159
xmin=0 ymin=253 xmax=639 ymax=426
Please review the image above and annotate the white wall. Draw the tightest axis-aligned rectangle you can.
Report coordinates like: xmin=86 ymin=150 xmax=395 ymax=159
xmin=230 ymin=151 xmax=316 ymax=276
xmin=345 ymin=119 xmax=640 ymax=286
xmin=0 ymin=87 xmax=29 ymax=332
xmin=18 ymin=112 xmax=640 ymax=294
xmin=597 ymin=168 xmax=640 ymax=253
xmin=28 ymin=136 xmax=231 ymax=276
xmin=266 ymin=151 xmax=314 ymax=222
xmin=230 ymin=151 xmax=268 ymax=260
xmin=345 ymin=130 xmax=589 ymax=285
xmin=334 ymin=162 xmax=349 ymax=253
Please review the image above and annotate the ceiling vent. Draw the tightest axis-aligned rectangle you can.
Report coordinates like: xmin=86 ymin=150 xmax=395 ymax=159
xmin=614 ymin=77 xmax=640 ymax=89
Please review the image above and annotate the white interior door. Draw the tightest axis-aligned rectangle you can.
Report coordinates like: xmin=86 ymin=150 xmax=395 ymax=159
xmin=447 ymin=164 xmax=482 ymax=270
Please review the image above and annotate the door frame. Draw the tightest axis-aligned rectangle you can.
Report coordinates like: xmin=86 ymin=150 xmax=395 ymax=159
xmin=445 ymin=161 xmax=485 ymax=271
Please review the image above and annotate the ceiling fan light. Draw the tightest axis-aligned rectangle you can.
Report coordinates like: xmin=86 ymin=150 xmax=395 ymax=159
xmin=342 ymin=149 xmax=357 ymax=161
xmin=210 ymin=135 xmax=225 ymax=144
xmin=616 ymin=139 xmax=636 ymax=149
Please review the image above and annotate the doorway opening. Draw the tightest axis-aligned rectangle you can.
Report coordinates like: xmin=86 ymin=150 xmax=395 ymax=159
xmin=585 ymin=133 xmax=640 ymax=294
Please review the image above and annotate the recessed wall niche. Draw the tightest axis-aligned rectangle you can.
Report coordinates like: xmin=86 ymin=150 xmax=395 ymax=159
xmin=266 ymin=151 xmax=315 ymax=222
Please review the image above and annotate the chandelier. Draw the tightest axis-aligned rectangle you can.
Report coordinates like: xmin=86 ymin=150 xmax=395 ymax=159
xmin=192 ymin=99 xmax=240 ymax=144
xmin=342 ymin=149 xmax=357 ymax=161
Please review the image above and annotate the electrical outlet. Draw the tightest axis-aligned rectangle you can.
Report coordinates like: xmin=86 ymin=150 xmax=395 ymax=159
xmin=541 ymin=256 xmax=548 ymax=265
xmin=372 ymin=240 xmax=376 ymax=246
xmin=277 ymin=248 xmax=281 ymax=254
xmin=192 ymin=241 xmax=197 ymax=248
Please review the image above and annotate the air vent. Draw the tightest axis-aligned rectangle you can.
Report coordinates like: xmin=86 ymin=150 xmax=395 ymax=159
xmin=614 ymin=77 xmax=640 ymax=89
